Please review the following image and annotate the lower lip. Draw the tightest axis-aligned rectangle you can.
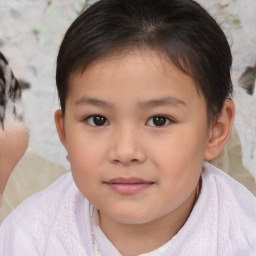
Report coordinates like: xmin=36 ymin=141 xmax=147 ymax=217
xmin=106 ymin=183 xmax=153 ymax=195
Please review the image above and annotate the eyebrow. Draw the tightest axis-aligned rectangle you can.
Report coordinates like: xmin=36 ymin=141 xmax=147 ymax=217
xmin=138 ymin=97 xmax=187 ymax=108
xmin=75 ymin=96 xmax=187 ymax=108
xmin=75 ymin=97 xmax=113 ymax=108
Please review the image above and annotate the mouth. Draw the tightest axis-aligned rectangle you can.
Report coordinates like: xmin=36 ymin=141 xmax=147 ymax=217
xmin=104 ymin=177 xmax=154 ymax=195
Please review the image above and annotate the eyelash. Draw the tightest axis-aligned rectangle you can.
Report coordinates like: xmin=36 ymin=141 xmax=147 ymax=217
xmin=146 ymin=116 xmax=174 ymax=127
xmin=84 ymin=115 xmax=109 ymax=127
xmin=83 ymin=115 xmax=174 ymax=127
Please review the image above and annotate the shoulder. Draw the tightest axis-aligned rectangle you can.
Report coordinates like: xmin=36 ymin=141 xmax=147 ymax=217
xmin=175 ymin=163 xmax=256 ymax=255
xmin=202 ymin=162 xmax=256 ymax=205
xmin=1 ymin=172 xmax=75 ymax=223
xmin=0 ymin=172 xmax=82 ymax=253
xmin=201 ymin=163 xmax=256 ymax=253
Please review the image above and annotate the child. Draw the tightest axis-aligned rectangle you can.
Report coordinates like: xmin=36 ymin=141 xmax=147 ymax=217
xmin=1 ymin=0 xmax=256 ymax=255
xmin=0 ymin=52 xmax=28 ymax=206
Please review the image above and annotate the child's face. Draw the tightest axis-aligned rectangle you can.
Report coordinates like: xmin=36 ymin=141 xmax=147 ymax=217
xmin=56 ymin=50 xmax=212 ymax=225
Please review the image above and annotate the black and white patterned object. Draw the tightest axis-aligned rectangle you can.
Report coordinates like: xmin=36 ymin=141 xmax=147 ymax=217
xmin=0 ymin=51 xmax=22 ymax=128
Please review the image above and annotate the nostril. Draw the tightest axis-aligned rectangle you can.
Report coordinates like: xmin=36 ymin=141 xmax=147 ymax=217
xmin=112 ymin=158 xmax=141 ymax=165
xmin=108 ymin=138 xmax=146 ymax=164
xmin=112 ymin=158 xmax=137 ymax=163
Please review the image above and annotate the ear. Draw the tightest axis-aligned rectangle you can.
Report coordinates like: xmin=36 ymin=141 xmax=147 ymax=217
xmin=54 ymin=109 xmax=67 ymax=148
xmin=204 ymin=99 xmax=235 ymax=161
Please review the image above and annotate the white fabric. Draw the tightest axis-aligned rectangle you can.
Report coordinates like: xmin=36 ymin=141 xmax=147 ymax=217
xmin=0 ymin=163 xmax=256 ymax=255
xmin=0 ymin=148 xmax=68 ymax=224
xmin=90 ymin=205 xmax=173 ymax=256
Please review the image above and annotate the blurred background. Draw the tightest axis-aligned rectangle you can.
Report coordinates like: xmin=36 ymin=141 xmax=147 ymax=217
xmin=0 ymin=0 xmax=255 ymax=177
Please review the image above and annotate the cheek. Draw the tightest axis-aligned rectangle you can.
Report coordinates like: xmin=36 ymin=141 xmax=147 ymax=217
xmin=154 ymin=139 xmax=202 ymax=210
xmin=66 ymin=127 xmax=104 ymax=165
xmin=152 ymin=130 xmax=206 ymax=187
xmin=66 ymin=134 xmax=106 ymax=194
xmin=68 ymin=142 xmax=101 ymax=176
xmin=153 ymin=134 xmax=205 ymax=166
xmin=69 ymin=146 xmax=99 ymax=200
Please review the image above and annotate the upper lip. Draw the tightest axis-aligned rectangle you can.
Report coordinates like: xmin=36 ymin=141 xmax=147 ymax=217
xmin=105 ymin=177 xmax=153 ymax=184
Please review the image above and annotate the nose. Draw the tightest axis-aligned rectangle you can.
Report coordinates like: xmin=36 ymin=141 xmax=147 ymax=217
xmin=108 ymin=126 xmax=146 ymax=165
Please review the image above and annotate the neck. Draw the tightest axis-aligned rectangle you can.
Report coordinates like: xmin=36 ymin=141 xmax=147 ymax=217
xmin=99 ymin=187 xmax=198 ymax=256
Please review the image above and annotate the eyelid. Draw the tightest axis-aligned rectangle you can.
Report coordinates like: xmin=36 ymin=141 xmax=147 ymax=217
xmin=146 ymin=115 xmax=175 ymax=127
xmin=84 ymin=114 xmax=109 ymax=127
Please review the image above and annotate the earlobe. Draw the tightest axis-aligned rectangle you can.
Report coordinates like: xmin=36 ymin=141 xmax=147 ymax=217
xmin=204 ymin=99 xmax=235 ymax=161
xmin=54 ymin=109 xmax=67 ymax=148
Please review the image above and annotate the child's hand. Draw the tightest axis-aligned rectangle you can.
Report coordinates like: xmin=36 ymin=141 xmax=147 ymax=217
xmin=0 ymin=120 xmax=28 ymax=205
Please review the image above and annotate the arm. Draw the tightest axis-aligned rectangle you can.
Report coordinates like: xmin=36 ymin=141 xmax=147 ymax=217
xmin=0 ymin=120 xmax=28 ymax=206
xmin=0 ymin=51 xmax=28 ymax=206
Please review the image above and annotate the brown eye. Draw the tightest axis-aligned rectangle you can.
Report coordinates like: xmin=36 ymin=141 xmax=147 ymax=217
xmin=146 ymin=116 xmax=171 ymax=127
xmin=86 ymin=115 xmax=109 ymax=126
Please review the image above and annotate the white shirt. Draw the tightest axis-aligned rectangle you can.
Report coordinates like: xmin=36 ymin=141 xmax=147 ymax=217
xmin=90 ymin=204 xmax=173 ymax=255
xmin=1 ymin=163 xmax=256 ymax=255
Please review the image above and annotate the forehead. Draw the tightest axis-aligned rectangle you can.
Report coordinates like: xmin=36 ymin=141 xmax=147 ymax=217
xmin=67 ymin=50 xmax=205 ymax=109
